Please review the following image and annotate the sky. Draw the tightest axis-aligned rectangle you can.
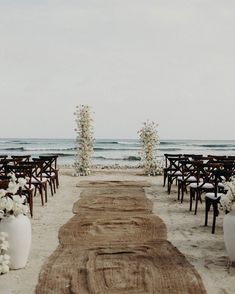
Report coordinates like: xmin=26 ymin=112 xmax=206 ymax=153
xmin=0 ymin=0 xmax=235 ymax=140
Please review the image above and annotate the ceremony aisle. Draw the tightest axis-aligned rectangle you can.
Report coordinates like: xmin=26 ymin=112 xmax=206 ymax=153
xmin=36 ymin=177 xmax=206 ymax=293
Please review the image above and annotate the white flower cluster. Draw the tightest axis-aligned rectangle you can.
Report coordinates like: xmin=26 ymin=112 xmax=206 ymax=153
xmin=0 ymin=232 xmax=10 ymax=274
xmin=220 ymin=177 xmax=235 ymax=213
xmin=0 ymin=173 xmax=28 ymax=219
xmin=138 ymin=121 xmax=163 ymax=176
xmin=74 ymin=105 xmax=94 ymax=176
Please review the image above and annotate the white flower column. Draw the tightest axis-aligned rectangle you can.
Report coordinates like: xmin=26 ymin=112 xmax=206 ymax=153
xmin=74 ymin=105 xmax=94 ymax=176
xmin=138 ymin=121 xmax=162 ymax=176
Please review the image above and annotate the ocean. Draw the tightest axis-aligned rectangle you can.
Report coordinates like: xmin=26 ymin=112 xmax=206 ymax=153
xmin=0 ymin=138 xmax=235 ymax=167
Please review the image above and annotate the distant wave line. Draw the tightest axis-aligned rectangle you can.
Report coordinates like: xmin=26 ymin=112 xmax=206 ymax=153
xmin=94 ymin=147 xmax=140 ymax=151
xmin=0 ymin=147 xmax=76 ymax=151
xmin=92 ymin=155 xmax=141 ymax=161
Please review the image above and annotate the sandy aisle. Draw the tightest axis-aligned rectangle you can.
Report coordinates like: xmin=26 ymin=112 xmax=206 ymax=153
xmin=0 ymin=168 xmax=234 ymax=293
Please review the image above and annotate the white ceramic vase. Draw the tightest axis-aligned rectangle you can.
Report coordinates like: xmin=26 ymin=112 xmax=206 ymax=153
xmin=223 ymin=211 xmax=235 ymax=262
xmin=0 ymin=214 xmax=31 ymax=269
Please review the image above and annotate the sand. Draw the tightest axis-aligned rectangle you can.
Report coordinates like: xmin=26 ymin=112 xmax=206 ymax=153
xmin=0 ymin=168 xmax=234 ymax=293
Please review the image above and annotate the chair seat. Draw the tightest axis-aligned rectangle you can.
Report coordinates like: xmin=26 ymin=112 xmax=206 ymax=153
xmin=178 ymin=176 xmax=197 ymax=182
xmin=24 ymin=185 xmax=34 ymax=191
xmin=205 ymin=192 xmax=223 ymax=200
xmin=218 ymin=182 xmax=224 ymax=188
xmin=42 ymin=172 xmax=56 ymax=177
xmin=189 ymin=182 xmax=214 ymax=189
xmin=32 ymin=178 xmax=47 ymax=184
xmin=201 ymin=183 xmax=214 ymax=189
xmin=167 ymin=171 xmax=182 ymax=176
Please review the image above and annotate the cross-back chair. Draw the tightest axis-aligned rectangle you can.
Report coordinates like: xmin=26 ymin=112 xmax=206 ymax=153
xmin=205 ymin=168 xmax=232 ymax=234
xmin=163 ymin=154 xmax=182 ymax=187
xmin=39 ymin=155 xmax=59 ymax=193
xmin=18 ymin=161 xmax=47 ymax=206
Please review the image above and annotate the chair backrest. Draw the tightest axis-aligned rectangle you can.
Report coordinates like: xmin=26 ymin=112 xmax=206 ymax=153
xmin=39 ymin=155 xmax=58 ymax=173
xmin=164 ymin=154 xmax=182 ymax=168
xmin=31 ymin=158 xmax=47 ymax=180
xmin=183 ymin=154 xmax=203 ymax=161
xmin=11 ymin=155 xmax=31 ymax=164
xmin=0 ymin=155 xmax=8 ymax=160
xmin=5 ymin=164 xmax=33 ymax=189
xmin=0 ymin=158 xmax=8 ymax=176
xmin=210 ymin=167 xmax=232 ymax=197
xmin=0 ymin=178 xmax=10 ymax=190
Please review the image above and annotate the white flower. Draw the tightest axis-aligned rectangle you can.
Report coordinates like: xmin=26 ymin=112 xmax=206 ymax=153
xmin=0 ymin=197 xmax=13 ymax=212
xmin=0 ymin=232 xmax=10 ymax=275
xmin=7 ymin=181 xmax=19 ymax=194
xmin=0 ymin=210 xmax=4 ymax=219
xmin=0 ymin=240 xmax=9 ymax=251
xmin=220 ymin=177 xmax=235 ymax=213
xmin=12 ymin=195 xmax=24 ymax=204
xmin=7 ymin=173 xmax=16 ymax=182
xmin=0 ymin=190 xmax=7 ymax=198
xmin=18 ymin=177 xmax=27 ymax=188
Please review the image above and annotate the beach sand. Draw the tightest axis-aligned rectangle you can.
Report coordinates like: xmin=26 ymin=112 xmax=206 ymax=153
xmin=0 ymin=168 xmax=234 ymax=293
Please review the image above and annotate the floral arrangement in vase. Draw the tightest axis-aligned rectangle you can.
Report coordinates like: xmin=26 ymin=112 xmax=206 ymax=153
xmin=74 ymin=105 xmax=94 ymax=176
xmin=0 ymin=174 xmax=28 ymax=219
xmin=138 ymin=121 xmax=163 ymax=176
xmin=220 ymin=176 xmax=235 ymax=213
xmin=0 ymin=173 xmax=28 ymax=274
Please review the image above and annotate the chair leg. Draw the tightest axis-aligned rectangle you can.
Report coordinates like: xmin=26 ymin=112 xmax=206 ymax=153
xmin=212 ymin=202 xmax=219 ymax=234
xmin=189 ymin=188 xmax=194 ymax=211
xmin=167 ymin=177 xmax=172 ymax=194
xmin=52 ymin=179 xmax=56 ymax=194
xmin=29 ymin=192 xmax=33 ymax=217
xmin=55 ymin=171 xmax=59 ymax=188
xmin=181 ymin=182 xmax=185 ymax=203
xmin=44 ymin=183 xmax=48 ymax=203
xmin=48 ymin=179 xmax=54 ymax=196
xmin=205 ymin=198 xmax=211 ymax=227
xmin=177 ymin=181 xmax=181 ymax=200
xmin=39 ymin=185 xmax=44 ymax=206
xmin=163 ymin=170 xmax=167 ymax=187
xmin=194 ymin=190 xmax=200 ymax=215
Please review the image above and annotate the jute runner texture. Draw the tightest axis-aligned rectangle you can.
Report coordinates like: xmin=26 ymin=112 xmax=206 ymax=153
xmin=36 ymin=180 xmax=206 ymax=294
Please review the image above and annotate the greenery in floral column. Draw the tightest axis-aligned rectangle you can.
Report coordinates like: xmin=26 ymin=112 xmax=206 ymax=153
xmin=74 ymin=105 xmax=94 ymax=176
xmin=138 ymin=121 xmax=163 ymax=176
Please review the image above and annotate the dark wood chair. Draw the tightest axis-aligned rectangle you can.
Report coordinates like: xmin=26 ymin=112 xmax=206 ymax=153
xmin=166 ymin=155 xmax=183 ymax=194
xmin=163 ymin=154 xmax=182 ymax=188
xmin=39 ymin=155 xmax=59 ymax=193
xmin=177 ymin=158 xmax=198 ymax=203
xmin=11 ymin=155 xmax=31 ymax=164
xmin=18 ymin=161 xmax=47 ymax=206
xmin=189 ymin=161 xmax=221 ymax=214
xmin=0 ymin=158 xmax=8 ymax=176
xmin=204 ymin=169 xmax=232 ymax=234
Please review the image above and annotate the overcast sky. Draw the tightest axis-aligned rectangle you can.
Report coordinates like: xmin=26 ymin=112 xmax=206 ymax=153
xmin=0 ymin=0 xmax=235 ymax=140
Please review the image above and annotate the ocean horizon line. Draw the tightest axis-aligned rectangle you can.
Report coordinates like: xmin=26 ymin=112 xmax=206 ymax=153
xmin=1 ymin=137 xmax=235 ymax=141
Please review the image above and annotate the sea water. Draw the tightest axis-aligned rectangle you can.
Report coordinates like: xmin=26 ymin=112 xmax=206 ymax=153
xmin=0 ymin=138 xmax=235 ymax=167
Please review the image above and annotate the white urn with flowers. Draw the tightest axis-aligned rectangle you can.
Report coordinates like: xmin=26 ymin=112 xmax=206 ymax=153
xmin=220 ymin=177 xmax=235 ymax=262
xmin=0 ymin=174 xmax=31 ymax=271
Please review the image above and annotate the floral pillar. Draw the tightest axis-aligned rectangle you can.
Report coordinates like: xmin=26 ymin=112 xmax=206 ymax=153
xmin=138 ymin=121 xmax=162 ymax=176
xmin=74 ymin=105 xmax=94 ymax=176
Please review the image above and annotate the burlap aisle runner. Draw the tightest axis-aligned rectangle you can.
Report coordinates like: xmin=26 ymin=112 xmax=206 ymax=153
xmin=36 ymin=180 xmax=206 ymax=294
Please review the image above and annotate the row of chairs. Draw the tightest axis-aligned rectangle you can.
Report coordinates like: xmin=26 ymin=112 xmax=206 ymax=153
xmin=0 ymin=154 xmax=59 ymax=217
xmin=163 ymin=154 xmax=235 ymax=233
